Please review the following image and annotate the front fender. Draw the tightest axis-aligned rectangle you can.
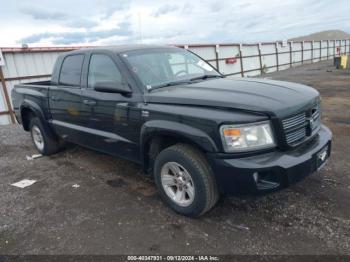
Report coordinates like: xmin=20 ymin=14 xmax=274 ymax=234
xmin=141 ymin=120 xmax=218 ymax=154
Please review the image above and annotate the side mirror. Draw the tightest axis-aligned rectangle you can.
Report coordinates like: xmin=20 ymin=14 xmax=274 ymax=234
xmin=93 ymin=80 xmax=131 ymax=94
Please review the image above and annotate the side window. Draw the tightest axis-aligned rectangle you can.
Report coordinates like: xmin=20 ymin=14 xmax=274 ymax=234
xmin=59 ymin=55 xmax=84 ymax=86
xmin=88 ymin=54 xmax=123 ymax=89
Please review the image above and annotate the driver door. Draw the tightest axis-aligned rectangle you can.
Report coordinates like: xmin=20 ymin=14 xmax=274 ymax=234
xmin=80 ymin=52 xmax=141 ymax=162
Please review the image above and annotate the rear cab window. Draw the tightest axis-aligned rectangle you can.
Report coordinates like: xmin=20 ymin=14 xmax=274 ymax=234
xmin=59 ymin=54 xmax=84 ymax=86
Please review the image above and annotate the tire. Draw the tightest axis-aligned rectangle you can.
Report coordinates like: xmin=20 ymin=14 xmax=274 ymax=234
xmin=154 ymin=144 xmax=219 ymax=217
xmin=29 ymin=117 xmax=60 ymax=155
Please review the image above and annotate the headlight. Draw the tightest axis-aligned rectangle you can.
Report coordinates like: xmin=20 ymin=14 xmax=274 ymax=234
xmin=220 ymin=121 xmax=275 ymax=152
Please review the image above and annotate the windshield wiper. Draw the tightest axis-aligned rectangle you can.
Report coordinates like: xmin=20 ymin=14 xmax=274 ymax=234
xmin=148 ymin=80 xmax=193 ymax=92
xmin=148 ymin=75 xmax=224 ymax=92
xmin=190 ymin=74 xmax=224 ymax=81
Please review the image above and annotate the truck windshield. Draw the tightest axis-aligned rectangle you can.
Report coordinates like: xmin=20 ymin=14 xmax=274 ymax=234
xmin=121 ymin=48 xmax=221 ymax=90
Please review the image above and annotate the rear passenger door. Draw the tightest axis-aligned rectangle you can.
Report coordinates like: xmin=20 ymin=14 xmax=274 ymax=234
xmin=49 ymin=54 xmax=84 ymax=141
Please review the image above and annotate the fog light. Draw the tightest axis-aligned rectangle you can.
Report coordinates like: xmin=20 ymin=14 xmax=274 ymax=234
xmin=253 ymin=172 xmax=259 ymax=182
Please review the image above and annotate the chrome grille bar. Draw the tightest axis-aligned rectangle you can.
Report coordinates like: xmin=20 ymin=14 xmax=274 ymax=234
xmin=282 ymin=102 xmax=321 ymax=146
xmin=282 ymin=113 xmax=306 ymax=130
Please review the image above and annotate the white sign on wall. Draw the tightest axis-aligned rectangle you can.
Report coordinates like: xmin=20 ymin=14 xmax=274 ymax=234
xmin=0 ymin=50 xmax=5 ymax=66
xmin=282 ymin=39 xmax=288 ymax=47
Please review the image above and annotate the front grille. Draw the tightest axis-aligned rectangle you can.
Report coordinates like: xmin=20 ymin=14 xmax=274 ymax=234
xmin=282 ymin=103 xmax=321 ymax=146
xmin=310 ymin=103 xmax=321 ymax=131
xmin=282 ymin=113 xmax=306 ymax=129
xmin=282 ymin=112 xmax=307 ymax=145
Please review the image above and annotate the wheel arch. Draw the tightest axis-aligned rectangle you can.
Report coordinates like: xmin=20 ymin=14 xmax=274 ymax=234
xmin=140 ymin=120 xmax=218 ymax=173
xmin=20 ymin=99 xmax=50 ymax=132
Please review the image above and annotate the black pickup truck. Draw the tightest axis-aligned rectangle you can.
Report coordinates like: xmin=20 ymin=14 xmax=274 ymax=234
xmin=12 ymin=45 xmax=332 ymax=217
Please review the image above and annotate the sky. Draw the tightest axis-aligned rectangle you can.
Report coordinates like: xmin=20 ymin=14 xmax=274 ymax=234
xmin=0 ymin=0 xmax=349 ymax=47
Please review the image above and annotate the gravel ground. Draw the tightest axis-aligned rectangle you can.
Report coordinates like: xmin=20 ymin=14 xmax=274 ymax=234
xmin=0 ymin=60 xmax=349 ymax=255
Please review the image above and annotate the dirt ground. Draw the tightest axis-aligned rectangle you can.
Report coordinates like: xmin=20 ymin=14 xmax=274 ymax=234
xmin=0 ymin=60 xmax=349 ymax=255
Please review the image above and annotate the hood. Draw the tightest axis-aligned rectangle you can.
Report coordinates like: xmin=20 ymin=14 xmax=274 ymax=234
xmin=145 ymin=78 xmax=319 ymax=118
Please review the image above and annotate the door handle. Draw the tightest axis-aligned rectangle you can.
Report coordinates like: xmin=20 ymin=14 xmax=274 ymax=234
xmin=51 ymin=96 xmax=61 ymax=101
xmin=83 ymin=99 xmax=97 ymax=106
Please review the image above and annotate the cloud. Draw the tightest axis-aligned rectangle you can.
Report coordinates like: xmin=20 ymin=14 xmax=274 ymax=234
xmin=18 ymin=1 xmax=134 ymax=36
xmin=2 ymin=0 xmax=350 ymax=46
xmin=181 ymin=3 xmax=193 ymax=15
xmin=65 ymin=18 xmax=99 ymax=29
xmin=20 ymin=6 xmax=100 ymax=29
xmin=152 ymin=4 xmax=179 ymax=17
xmin=19 ymin=21 xmax=133 ymax=45
xmin=102 ymin=2 xmax=131 ymax=19
xmin=209 ymin=1 xmax=226 ymax=12
xmin=20 ymin=6 xmax=68 ymax=20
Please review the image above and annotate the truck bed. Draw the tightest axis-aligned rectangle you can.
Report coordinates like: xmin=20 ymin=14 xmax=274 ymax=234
xmin=12 ymin=81 xmax=53 ymax=124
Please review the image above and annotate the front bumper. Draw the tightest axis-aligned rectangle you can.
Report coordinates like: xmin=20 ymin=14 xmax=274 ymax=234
xmin=207 ymin=125 xmax=332 ymax=194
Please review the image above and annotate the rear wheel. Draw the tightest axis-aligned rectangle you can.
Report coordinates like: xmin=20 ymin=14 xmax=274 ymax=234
xmin=29 ymin=117 xmax=60 ymax=155
xmin=154 ymin=144 xmax=219 ymax=217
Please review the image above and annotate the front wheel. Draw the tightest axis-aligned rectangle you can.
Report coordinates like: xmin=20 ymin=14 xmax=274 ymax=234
xmin=154 ymin=144 xmax=219 ymax=217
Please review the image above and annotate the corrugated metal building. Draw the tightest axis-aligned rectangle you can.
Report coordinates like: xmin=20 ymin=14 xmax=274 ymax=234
xmin=1 ymin=39 xmax=349 ymax=125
